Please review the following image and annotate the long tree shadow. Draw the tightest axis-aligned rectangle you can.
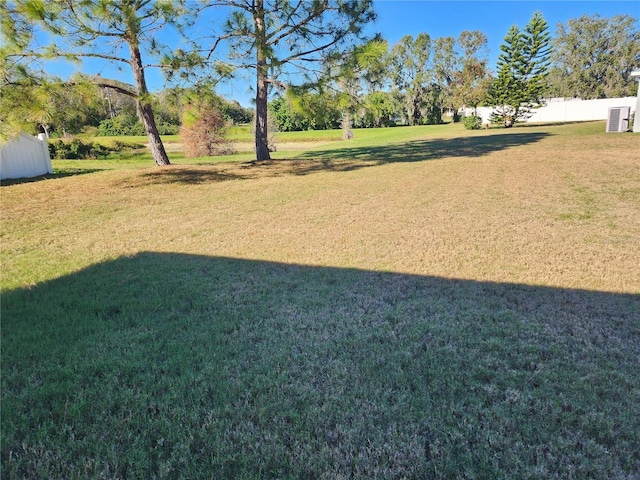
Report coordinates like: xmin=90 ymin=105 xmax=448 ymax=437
xmin=296 ymin=131 xmax=550 ymax=165
xmin=108 ymin=132 xmax=551 ymax=186
xmin=2 ymin=252 xmax=638 ymax=478
xmin=0 ymin=168 xmax=105 ymax=186
xmin=234 ymin=132 xmax=551 ymax=179
xmin=136 ymin=166 xmax=250 ymax=185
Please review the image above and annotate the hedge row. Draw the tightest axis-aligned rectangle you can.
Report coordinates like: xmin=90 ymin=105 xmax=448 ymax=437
xmin=48 ymin=139 xmax=144 ymax=160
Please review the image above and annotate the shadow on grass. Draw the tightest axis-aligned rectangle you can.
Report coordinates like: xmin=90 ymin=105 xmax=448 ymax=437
xmin=144 ymin=132 xmax=551 ymax=185
xmin=2 ymin=252 xmax=638 ymax=478
xmin=295 ymin=131 xmax=550 ymax=165
xmin=512 ymin=120 xmax=602 ymax=129
xmin=0 ymin=169 xmax=104 ymax=186
xmin=136 ymin=166 xmax=250 ymax=185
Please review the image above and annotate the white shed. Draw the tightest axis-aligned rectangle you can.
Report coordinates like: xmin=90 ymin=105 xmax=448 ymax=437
xmin=0 ymin=133 xmax=53 ymax=180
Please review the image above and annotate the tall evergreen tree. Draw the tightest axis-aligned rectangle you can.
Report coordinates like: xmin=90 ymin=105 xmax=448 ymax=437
xmin=216 ymin=0 xmax=375 ymax=161
xmin=487 ymin=11 xmax=551 ymax=126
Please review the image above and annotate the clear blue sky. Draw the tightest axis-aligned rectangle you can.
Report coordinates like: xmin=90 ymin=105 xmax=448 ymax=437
xmin=40 ymin=1 xmax=640 ymax=107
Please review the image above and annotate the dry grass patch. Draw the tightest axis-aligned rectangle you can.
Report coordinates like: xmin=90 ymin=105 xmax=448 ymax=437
xmin=4 ymin=122 xmax=638 ymax=292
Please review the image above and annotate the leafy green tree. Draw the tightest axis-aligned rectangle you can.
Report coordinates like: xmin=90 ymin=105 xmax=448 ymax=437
xmin=98 ymin=113 xmax=146 ymax=136
xmin=1 ymin=4 xmax=48 ymax=141
xmin=487 ymin=11 xmax=551 ymax=126
xmin=217 ymin=0 xmax=376 ymax=160
xmin=286 ymin=88 xmax=342 ymax=130
xmin=4 ymin=0 xmax=199 ymax=165
xmin=390 ymin=33 xmax=432 ymax=125
xmin=269 ymin=97 xmax=311 ymax=132
xmin=360 ymin=91 xmax=397 ymax=127
xmin=219 ymin=100 xmax=253 ymax=125
xmin=550 ymin=14 xmax=640 ymax=99
xmin=321 ymin=39 xmax=388 ymax=138
xmin=0 ymin=69 xmax=46 ymax=141
xmin=453 ymin=31 xmax=491 ymax=115
xmin=44 ymin=80 xmax=104 ymax=137
xmin=431 ymin=36 xmax=458 ymax=122
xmin=0 ymin=55 xmax=101 ymax=139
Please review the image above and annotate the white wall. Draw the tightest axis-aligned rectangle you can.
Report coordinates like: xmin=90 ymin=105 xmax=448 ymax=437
xmin=465 ymin=97 xmax=637 ymax=125
xmin=0 ymin=133 xmax=53 ymax=180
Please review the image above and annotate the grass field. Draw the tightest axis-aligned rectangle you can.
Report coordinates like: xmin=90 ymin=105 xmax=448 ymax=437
xmin=2 ymin=122 xmax=639 ymax=478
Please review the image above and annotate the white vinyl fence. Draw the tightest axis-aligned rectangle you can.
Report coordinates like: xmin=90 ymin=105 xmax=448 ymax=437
xmin=0 ymin=133 xmax=53 ymax=180
xmin=464 ymin=97 xmax=637 ymax=126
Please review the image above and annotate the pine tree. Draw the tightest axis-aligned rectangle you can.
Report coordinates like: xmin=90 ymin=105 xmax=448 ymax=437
xmin=3 ymin=0 xmax=200 ymax=165
xmin=219 ymin=0 xmax=375 ymax=161
xmin=487 ymin=12 xmax=550 ymax=127
xmin=522 ymin=12 xmax=552 ymax=101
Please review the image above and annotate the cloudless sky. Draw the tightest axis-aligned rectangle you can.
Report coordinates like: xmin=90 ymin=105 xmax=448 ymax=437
xmin=39 ymin=1 xmax=640 ymax=107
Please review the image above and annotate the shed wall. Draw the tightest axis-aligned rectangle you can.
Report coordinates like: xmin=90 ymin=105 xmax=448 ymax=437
xmin=0 ymin=133 xmax=53 ymax=180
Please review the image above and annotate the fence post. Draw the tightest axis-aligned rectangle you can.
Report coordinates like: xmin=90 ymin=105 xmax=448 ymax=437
xmin=38 ymin=133 xmax=54 ymax=174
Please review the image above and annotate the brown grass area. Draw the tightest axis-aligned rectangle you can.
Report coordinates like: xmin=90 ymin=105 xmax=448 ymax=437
xmin=2 ymin=124 xmax=639 ymax=293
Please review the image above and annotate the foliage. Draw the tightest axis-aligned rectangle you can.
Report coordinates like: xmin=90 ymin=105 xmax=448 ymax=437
xmin=359 ymin=91 xmax=397 ymax=128
xmin=98 ymin=114 xmax=146 ymax=137
xmin=327 ymin=39 xmax=390 ymax=137
xmin=288 ymin=89 xmax=342 ymax=131
xmin=462 ymin=115 xmax=482 ymax=130
xmin=48 ymin=138 xmax=105 ymax=159
xmin=388 ymin=31 xmax=491 ymax=126
xmin=431 ymin=36 xmax=458 ymax=121
xmin=5 ymin=0 xmax=201 ymax=165
xmin=181 ymin=96 xmax=234 ymax=158
xmin=549 ymin=14 xmax=640 ymax=99
xmin=220 ymin=0 xmax=376 ymax=160
xmin=219 ymin=100 xmax=253 ymax=125
xmin=452 ymin=31 xmax=491 ymax=113
xmin=268 ymin=97 xmax=311 ymax=132
xmin=47 ymin=137 xmax=144 ymax=159
xmin=0 ymin=68 xmax=105 ymax=141
xmin=391 ymin=33 xmax=433 ymax=126
xmin=0 ymin=67 xmax=43 ymax=143
xmin=487 ymin=12 xmax=551 ymax=127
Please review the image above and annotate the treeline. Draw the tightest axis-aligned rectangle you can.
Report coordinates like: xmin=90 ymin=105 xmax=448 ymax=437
xmin=20 ymin=82 xmax=253 ymax=139
xmin=2 ymin=1 xmax=638 ymax=165
xmin=269 ymin=12 xmax=639 ymax=132
xmin=268 ymin=29 xmax=492 ymax=132
xmin=16 ymin=12 xmax=635 ymax=139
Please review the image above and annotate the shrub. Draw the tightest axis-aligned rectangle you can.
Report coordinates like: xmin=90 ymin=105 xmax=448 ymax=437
xmin=98 ymin=114 xmax=146 ymax=136
xmin=157 ymin=123 xmax=179 ymax=135
xmin=462 ymin=115 xmax=482 ymax=130
xmin=47 ymin=138 xmax=135 ymax=159
xmin=181 ymin=105 xmax=235 ymax=158
xmin=79 ymin=126 xmax=99 ymax=137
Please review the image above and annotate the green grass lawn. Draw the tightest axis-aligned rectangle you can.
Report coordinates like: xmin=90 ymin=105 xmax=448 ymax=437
xmin=2 ymin=121 xmax=639 ymax=478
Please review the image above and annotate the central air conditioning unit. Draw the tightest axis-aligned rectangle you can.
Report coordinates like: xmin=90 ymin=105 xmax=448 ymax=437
xmin=606 ymin=106 xmax=630 ymax=133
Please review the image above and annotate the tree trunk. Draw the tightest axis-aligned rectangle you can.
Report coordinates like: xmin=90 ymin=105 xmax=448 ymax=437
xmin=254 ymin=0 xmax=271 ymax=161
xmin=128 ymin=42 xmax=170 ymax=166
xmin=341 ymin=112 xmax=353 ymax=140
xmin=255 ymin=69 xmax=271 ymax=161
xmin=138 ymin=101 xmax=170 ymax=164
xmin=406 ymin=97 xmax=415 ymax=126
